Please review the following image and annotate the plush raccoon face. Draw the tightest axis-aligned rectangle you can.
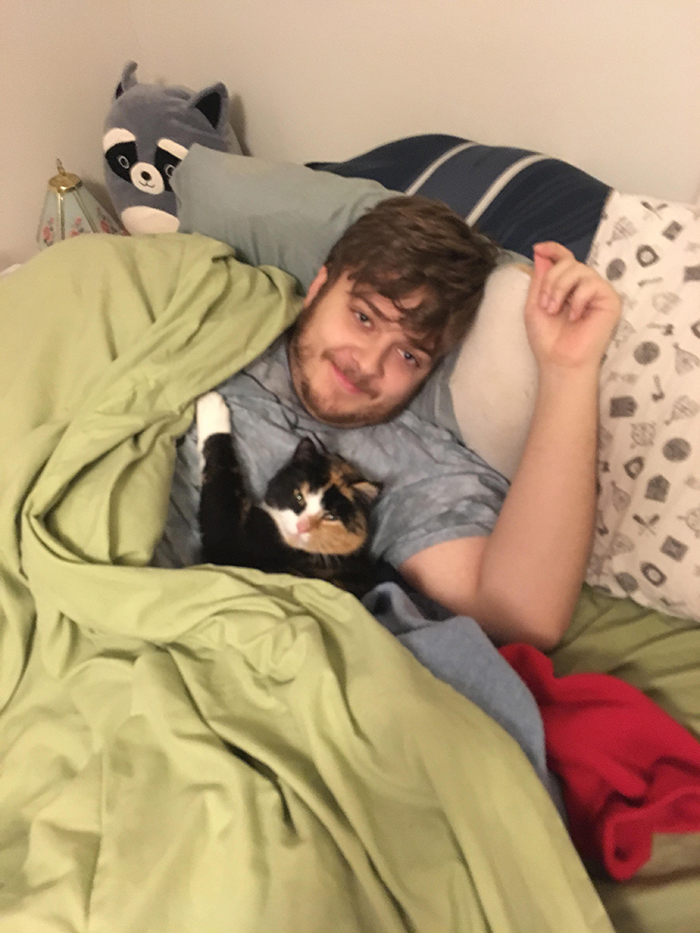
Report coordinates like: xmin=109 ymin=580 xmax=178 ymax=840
xmin=263 ymin=438 xmax=381 ymax=555
xmin=103 ymin=129 xmax=188 ymax=197
xmin=102 ymin=62 xmax=237 ymax=234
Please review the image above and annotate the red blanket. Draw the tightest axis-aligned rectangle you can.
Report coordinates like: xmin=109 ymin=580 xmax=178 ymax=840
xmin=500 ymin=642 xmax=700 ymax=880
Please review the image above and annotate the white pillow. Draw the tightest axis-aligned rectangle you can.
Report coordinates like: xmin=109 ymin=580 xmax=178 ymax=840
xmin=450 ymin=262 xmax=536 ymax=480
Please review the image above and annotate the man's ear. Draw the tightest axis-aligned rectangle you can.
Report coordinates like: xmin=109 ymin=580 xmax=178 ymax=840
xmin=304 ymin=265 xmax=328 ymax=308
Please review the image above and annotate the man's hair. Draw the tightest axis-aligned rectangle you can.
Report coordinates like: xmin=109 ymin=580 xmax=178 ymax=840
xmin=322 ymin=195 xmax=500 ymax=356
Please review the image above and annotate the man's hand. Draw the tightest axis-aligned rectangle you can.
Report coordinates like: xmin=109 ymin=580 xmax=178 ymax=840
xmin=524 ymin=242 xmax=621 ymax=373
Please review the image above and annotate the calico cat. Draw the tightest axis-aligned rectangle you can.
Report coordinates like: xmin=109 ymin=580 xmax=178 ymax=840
xmin=196 ymin=391 xmax=383 ymax=598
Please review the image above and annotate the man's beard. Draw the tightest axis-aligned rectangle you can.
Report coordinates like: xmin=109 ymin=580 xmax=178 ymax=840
xmin=287 ymin=303 xmax=412 ymax=428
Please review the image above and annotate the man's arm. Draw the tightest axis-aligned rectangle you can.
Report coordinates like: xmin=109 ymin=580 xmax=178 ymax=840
xmin=400 ymin=243 xmax=621 ymax=650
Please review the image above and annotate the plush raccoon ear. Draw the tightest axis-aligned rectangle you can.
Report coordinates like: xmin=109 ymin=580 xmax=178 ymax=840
xmin=116 ymin=60 xmax=138 ymax=98
xmin=353 ymin=480 xmax=381 ymax=503
xmin=189 ymin=82 xmax=229 ymax=130
xmin=292 ymin=436 xmax=319 ymax=463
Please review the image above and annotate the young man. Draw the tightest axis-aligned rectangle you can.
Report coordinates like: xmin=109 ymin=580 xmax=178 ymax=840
xmin=162 ymin=196 xmax=621 ymax=650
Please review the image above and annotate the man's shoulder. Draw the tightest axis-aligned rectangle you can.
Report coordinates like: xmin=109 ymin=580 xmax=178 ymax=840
xmin=242 ymin=332 xmax=289 ymax=376
xmin=333 ymin=404 xmax=500 ymax=489
xmin=219 ymin=333 xmax=294 ymax=403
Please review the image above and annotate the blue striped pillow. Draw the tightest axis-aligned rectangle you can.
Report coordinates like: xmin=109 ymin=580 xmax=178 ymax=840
xmin=308 ymin=134 xmax=611 ymax=262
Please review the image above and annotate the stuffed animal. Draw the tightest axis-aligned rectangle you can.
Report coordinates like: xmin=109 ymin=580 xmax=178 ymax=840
xmin=103 ymin=61 xmax=240 ymax=234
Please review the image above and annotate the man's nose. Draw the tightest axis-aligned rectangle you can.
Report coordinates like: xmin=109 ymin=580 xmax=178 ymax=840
xmin=356 ymin=338 xmax=388 ymax=378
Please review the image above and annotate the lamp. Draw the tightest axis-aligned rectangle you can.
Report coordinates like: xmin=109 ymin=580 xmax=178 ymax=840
xmin=37 ymin=160 xmax=125 ymax=249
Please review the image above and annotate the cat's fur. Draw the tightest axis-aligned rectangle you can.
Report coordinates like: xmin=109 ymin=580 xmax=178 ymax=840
xmin=197 ymin=392 xmax=383 ymax=598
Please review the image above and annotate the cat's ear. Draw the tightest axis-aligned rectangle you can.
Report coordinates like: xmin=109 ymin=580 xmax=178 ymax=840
xmin=353 ymin=480 xmax=381 ymax=503
xmin=292 ymin=437 xmax=318 ymax=463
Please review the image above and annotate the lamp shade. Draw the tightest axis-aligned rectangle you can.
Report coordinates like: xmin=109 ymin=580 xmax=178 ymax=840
xmin=37 ymin=160 xmax=125 ymax=249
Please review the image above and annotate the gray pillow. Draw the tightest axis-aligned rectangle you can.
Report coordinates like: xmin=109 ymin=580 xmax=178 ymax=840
xmin=171 ymin=144 xmax=398 ymax=292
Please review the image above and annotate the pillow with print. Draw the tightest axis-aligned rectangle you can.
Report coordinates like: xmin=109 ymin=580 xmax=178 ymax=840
xmin=585 ymin=191 xmax=700 ymax=621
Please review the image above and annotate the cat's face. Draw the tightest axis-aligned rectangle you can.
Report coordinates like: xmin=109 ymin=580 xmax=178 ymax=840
xmin=263 ymin=438 xmax=380 ymax=555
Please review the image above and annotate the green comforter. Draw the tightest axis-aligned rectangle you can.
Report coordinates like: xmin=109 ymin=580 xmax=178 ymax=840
xmin=0 ymin=233 xmax=612 ymax=932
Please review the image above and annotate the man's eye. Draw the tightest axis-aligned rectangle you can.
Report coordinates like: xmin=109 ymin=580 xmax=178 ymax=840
xmin=400 ymin=349 xmax=417 ymax=365
xmin=354 ymin=310 xmax=371 ymax=326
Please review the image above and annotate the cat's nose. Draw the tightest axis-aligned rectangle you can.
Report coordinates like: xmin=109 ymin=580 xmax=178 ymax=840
xmin=296 ymin=516 xmax=313 ymax=534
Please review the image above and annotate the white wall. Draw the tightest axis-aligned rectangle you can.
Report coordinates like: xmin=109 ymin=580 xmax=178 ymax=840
xmin=130 ymin=0 xmax=700 ymax=201
xmin=0 ymin=0 xmax=143 ymax=268
xmin=2 ymin=0 xmax=699 ymax=269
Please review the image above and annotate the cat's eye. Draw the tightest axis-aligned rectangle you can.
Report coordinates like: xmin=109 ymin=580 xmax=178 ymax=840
xmin=294 ymin=490 xmax=304 ymax=504
xmin=323 ymin=511 xmax=337 ymax=521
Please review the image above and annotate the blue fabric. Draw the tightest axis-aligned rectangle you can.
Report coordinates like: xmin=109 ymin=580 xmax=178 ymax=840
xmin=415 ymin=143 xmax=539 ymax=213
xmin=307 ymin=133 xmax=465 ymax=191
xmin=476 ymin=158 xmax=611 ymax=262
xmin=364 ymin=582 xmax=547 ymax=771
xmin=363 ymin=582 xmax=566 ymax=815
xmin=308 ymin=133 xmax=611 ymax=262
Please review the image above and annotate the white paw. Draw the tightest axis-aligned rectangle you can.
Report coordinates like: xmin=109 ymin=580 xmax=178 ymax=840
xmin=196 ymin=391 xmax=231 ymax=452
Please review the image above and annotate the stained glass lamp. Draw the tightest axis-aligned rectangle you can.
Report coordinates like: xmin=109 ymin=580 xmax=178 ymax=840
xmin=37 ymin=160 xmax=125 ymax=249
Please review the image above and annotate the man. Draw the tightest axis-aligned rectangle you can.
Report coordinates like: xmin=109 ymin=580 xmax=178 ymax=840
xmin=161 ymin=195 xmax=621 ymax=650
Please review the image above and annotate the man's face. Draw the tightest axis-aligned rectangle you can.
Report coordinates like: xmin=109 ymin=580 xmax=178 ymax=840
xmin=288 ymin=267 xmax=436 ymax=427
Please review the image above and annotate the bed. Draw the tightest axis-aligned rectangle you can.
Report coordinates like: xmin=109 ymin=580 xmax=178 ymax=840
xmin=1 ymin=134 xmax=699 ymax=933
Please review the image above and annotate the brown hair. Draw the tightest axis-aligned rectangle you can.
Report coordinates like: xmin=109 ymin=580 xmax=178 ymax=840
xmin=322 ymin=195 xmax=500 ymax=356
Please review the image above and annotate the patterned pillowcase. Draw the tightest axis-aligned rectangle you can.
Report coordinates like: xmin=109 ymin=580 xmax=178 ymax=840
xmin=586 ymin=192 xmax=700 ymax=621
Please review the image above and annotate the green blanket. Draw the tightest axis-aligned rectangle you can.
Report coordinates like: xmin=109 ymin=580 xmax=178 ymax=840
xmin=0 ymin=233 xmax=612 ymax=932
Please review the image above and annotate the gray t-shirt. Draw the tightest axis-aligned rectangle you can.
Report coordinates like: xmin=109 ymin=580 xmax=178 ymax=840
xmin=154 ymin=336 xmax=510 ymax=570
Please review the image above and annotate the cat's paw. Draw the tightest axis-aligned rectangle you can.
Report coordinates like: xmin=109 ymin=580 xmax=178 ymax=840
xmin=196 ymin=391 xmax=231 ymax=452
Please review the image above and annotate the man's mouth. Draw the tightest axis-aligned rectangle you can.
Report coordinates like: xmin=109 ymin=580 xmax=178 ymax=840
xmin=330 ymin=361 xmax=365 ymax=395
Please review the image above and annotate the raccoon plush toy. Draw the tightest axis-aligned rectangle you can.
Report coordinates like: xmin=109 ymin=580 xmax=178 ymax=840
xmin=102 ymin=61 xmax=241 ymax=235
